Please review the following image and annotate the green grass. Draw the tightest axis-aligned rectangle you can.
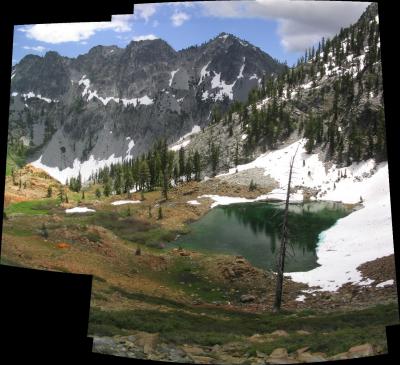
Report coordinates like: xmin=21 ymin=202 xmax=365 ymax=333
xmin=2 ymin=225 xmax=34 ymax=237
xmin=151 ymin=256 xmax=229 ymax=303
xmin=88 ymin=302 xmax=399 ymax=354
xmin=5 ymin=198 xmax=59 ymax=216
xmin=87 ymin=211 xmax=180 ymax=247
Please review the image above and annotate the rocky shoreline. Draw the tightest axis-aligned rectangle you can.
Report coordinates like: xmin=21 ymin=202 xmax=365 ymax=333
xmin=92 ymin=332 xmax=381 ymax=364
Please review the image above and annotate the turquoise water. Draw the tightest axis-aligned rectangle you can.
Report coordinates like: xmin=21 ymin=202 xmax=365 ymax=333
xmin=174 ymin=201 xmax=351 ymax=272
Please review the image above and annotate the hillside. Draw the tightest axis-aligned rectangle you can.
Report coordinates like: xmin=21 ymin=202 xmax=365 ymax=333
xmin=184 ymin=3 xmax=384 ymax=177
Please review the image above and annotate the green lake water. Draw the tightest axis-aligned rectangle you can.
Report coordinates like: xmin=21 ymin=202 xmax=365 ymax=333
xmin=174 ymin=201 xmax=351 ymax=272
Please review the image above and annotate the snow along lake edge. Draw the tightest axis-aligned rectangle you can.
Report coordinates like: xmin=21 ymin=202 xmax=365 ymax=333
xmin=208 ymin=139 xmax=394 ymax=292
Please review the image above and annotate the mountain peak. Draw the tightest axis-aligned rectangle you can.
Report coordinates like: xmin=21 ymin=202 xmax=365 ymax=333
xmin=216 ymin=32 xmax=234 ymax=40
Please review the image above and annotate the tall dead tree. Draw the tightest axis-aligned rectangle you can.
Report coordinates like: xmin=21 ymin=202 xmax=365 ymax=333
xmin=273 ymin=145 xmax=299 ymax=312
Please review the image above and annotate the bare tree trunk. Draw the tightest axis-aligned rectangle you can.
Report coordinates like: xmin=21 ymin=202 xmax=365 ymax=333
xmin=273 ymin=145 xmax=299 ymax=312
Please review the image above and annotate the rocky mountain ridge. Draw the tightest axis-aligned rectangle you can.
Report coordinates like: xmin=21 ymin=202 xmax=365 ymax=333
xmin=9 ymin=33 xmax=286 ymax=182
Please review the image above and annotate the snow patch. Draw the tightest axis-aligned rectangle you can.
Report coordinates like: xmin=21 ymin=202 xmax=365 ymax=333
xmin=170 ymin=140 xmax=190 ymax=151
xmin=169 ymin=69 xmax=179 ymax=87
xmin=187 ymin=200 xmax=201 ymax=205
xmin=79 ymin=75 xmax=153 ymax=107
xmin=111 ymin=200 xmax=141 ymax=206
xmin=376 ymin=280 xmax=394 ymax=288
xmin=126 ymin=140 xmax=135 ymax=156
xmin=169 ymin=125 xmax=201 ymax=151
xmin=198 ymin=195 xmax=256 ymax=208
xmin=65 ymin=207 xmax=95 ymax=214
xmin=237 ymin=57 xmax=245 ymax=79
xmin=210 ymin=71 xmax=235 ymax=101
xmin=295 ymin=295 xmax=306 ymax=302
xmin=199 ymin=61 xmax=211 ymax=85
xmin=18 ymin=91 xmax=56 ymax=103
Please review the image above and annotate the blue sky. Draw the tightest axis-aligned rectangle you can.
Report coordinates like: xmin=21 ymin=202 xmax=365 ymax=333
xmin=12 ymin=1 xmax=370 ymax=67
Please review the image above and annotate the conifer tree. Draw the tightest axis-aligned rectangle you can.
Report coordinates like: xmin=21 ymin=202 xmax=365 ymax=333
xmin=179 ymin=146 xmax=185 ymax=180
xmin=193 ymin=151 xmax=201 ymax=181
xmin=103 ymin=182 xmax=111 ymax=197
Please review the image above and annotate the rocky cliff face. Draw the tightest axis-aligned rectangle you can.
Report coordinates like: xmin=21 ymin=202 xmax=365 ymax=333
xmin=9 ymin=33 xmax=286 ymax=182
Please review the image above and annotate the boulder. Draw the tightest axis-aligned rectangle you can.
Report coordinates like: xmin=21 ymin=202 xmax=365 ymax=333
xmin=182 ymin=344 xmax=206 ymax=356
xmin=271 ymin=330 xmax=289 ymax=337
xmin=269 ymin=348 xmax=288 ymax=358
xmin=295 ymin=347 xmax=310 ymax=355
xmin=189 ymin=355 xmax=215 ymax=364
xmin=297 ymin=351 xmax=327 ymax=362
xmin=136 ymin=332 xmax=159 ymax=354
xmin=240 ymin=294 xmax=256 ymax=303
xmin=347 ymin=343 xmax=375 ymax=358
xmin=329 ymin=352 xmax=350 ymax=361
xmin=296 ymin=330 xmax=311 ymax=335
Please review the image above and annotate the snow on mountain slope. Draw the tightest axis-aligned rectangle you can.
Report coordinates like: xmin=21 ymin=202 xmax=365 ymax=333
xmin=32 ymin=154 xmax=126 ymax=184
xmin=218 ymin=139 xmax=380 ymax=204
xmin=169 ymin=125 xmax=201 ymax=151
xmin=78 ymin=75 xmax=153 ymax=107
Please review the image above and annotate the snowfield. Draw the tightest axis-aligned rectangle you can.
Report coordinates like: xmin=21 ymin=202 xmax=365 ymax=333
xmin=287 ymin=163 xmax=393 ymax=292
xmin=32 ymin=153 xmax=128 ymax=185
xmin=215 ymin=138 xmax=394 ymax=292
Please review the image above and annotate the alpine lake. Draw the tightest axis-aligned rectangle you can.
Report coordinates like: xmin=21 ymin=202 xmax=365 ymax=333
xmin=174 ymin=201 xmax=356 ymax=272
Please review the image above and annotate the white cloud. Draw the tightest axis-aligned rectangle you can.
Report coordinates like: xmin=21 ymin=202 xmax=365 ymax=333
xmin=199 ymin=0 xmax=370 ymax=52
xmin=169 ymin=2 xmax=195 ymax=8
xmin=133 ymin=34 xmax=159 ymax=41
xmin=134 ymin=3 xmax=158 ymax=23
xmin=171 ymin=11 xmax=191 ymax=27
xmin=23 ymin=45 xmax=46 ymax=53
xmin=18 ymin=15 xmax=134 ymax=44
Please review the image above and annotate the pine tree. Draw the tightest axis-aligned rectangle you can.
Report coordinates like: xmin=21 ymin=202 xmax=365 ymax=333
xmin=160 ymin=139 xmax=170 ymax=200
xmin=193 ymin=151 xmax=201 ymax=181
xmin=41 ymin=223 xmax=49 ymax=239
xmin=57 ymin=186 xmax=65 ymax=203
xmin=185 ymin=155 xmax=193 ymax=182
xmin=173 ymin=165 xmax=179 ymax=185
xmin=114 ymin=173 xmax=121 ymax=195
xmin=103 ymin=182 xmax=111 ymax=197
xmin=47 ymin=186 xmax=53 ymax=198
xmin=158 ymin=205 xmax=163 ymax=220
xmin=139 ymin=160 xmax=150 ymax=191
xmin=179 ymin=146 xmax=185 ymax=180
xmin=95 ymin=188 xmax=101 ymax=198
xmin=210 ymin=142 xmax=220 ymax=177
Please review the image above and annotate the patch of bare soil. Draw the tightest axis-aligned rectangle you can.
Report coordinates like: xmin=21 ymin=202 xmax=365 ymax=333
xmin=4 ymin=164 xmax=61 ymax=206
